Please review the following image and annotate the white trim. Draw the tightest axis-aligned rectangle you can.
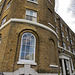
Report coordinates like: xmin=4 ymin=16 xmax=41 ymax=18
xmin=48 ymin=23 xmax=55 ymax=29
xmin=17 ymin=61 xmax=37 ymax=65
xmin=0 ymin=19 xmax=12 ymax=30
xmin=59 ymin=53 xmax=71 ymax=60
xmin=50 ymin=65 xmax=59 ymax=68
xmin=58 ymin=41 xmax=74 ymax=55
xmin=58 ymin=45 xmax=73 ymax=54
xmin=0 ymin=18 xmax=58 ymax=38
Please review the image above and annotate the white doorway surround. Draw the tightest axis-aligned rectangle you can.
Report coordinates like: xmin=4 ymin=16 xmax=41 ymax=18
xmin=59 ymin=53 xmax=73 ymax=75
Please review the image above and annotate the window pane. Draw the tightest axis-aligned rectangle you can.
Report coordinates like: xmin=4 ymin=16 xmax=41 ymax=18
xmin=32 ymin=17 xmax=36 ymax=22
xmin=21 ymin=52 xmax=25 ymax=59
xmin=26 ymin=46 xmax=30 ymax=52
xmin=25 ymin=53 xmax=30 ymax=60
xmin=33 ymin=11 xmax=37 ymax=17
xmin=30 ymin=46 xmax=34 ymax=52
xmin=30 ymin=53 xmax=34 ymax=60
xmin=30 ymin=40 xmax=34 ymax=45
xmin=23 ymin=39 xmax=27 ymax=44
xmin=22 ymin=45 xmax=25 ymax=51
xmin=26 ymin=10 xmax=30 ymax=15
xmin=27 ymin=39 xmax=30 ymax=45
xmin=23 ymin=34 xmax=27 ymax=39
xmin=30 ymin=10 xmax=33 ymax=16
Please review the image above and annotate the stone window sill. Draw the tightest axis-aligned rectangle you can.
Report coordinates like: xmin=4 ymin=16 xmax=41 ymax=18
xmin=17 ymin=61 xmax=37 ymax=65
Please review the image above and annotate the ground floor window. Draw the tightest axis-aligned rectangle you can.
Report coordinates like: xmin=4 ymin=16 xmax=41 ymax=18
xmin=19 ymin=32 xmax=36 ymax=62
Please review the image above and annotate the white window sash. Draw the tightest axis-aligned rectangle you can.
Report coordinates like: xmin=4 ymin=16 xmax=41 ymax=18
xmin=19 ymin=33 xmax=36 ymax=63
xmin=25 ymin=9 xmax=37 ymax=22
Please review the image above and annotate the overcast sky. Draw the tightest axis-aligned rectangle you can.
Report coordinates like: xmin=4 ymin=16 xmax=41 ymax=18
xmin=55 ymin=0 xmax=75 ymax=33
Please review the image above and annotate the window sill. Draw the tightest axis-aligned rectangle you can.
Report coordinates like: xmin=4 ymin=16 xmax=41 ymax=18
xmin=17 ymin=61 xmax=37 ymax=65
xmin=50 ymin=65 xmax=59 ymax=68
xmin=27 ymin=0 xmax=38 ymax=4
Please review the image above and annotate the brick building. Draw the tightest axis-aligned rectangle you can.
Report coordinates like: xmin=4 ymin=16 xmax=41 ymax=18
xmin=0 ymin=0 xmax=75 ymax=75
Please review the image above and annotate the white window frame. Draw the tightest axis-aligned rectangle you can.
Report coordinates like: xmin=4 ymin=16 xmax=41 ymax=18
xmin=27 ymin=0 xmax=38 ymax=4
xmin=25 ymin=9 xmax=37 ymax=22
xmin=19 ymin=33 xmax=36 ymax=63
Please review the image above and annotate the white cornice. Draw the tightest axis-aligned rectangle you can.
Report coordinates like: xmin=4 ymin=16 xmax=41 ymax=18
xmin=0 ymin=19 xmax=12 ymax=30
xmin=0 ymin=18 xmax=58 ymax=38
xmin=48 ymin=23 xmax=55 ymax=29
xmin=58 ymin=45 xmax=73 ymax=54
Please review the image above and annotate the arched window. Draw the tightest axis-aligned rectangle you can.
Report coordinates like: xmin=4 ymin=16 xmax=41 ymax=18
xmin=19 ymin=33 xmax=36 ymax=62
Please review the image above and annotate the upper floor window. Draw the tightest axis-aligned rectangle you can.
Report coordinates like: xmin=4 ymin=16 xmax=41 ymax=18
xmin=71 ymin=39 xmax=73 ymax=45
xmin=65 ymin=27 xmax=67 ymax=32
xmin=68 ymin=46 xmax=70 ymax=51
xmin=1 ymin=16 xmax=7 ymax=26
xmin=6 ymin=1 xmax=11 ymax=10
xmin=19 ymin=33 xmax=36 ymax=62
xmin=60 ymin=22 xmax=63 ymax=27
xmin=27 ymin=0 xmax=38 ymax=4
xmin=25 ymin=9 xmax=37 ymax=22
xmin=61 ymin=31 xmax=64 ymax=38
xmin=66 ymin=36 xmax=69 ymax=41
xmin=63 ymin=42 xmax=66 ymax=49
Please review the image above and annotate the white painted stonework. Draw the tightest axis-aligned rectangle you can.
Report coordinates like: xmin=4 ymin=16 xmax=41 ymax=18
xmin=3 ymin=65 xmax=58 ymax=75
